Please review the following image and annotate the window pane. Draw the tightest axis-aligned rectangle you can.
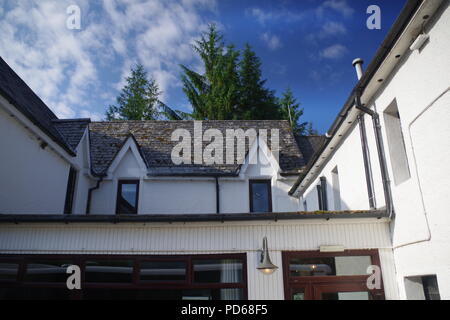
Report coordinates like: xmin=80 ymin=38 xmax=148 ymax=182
xmin=140 ymin=261 xmax=186 ymax=282
xmin=117 ymin=182 xmax=138 ymax=214
xmin=82 ymin=288 xmax=243 ymax=300
xmin=292 ymin=289 xmax=305 ymax=300
xmin=289 ymin=256 xmax=372 ymax=277
xmin=0 ymin=287 xmax=72 ymax=300
xmin=0 ymin=263 xmax=19 ymax=281
xmin=24 ymin=260 xmax=73 ymax=282
xmin=423 ymin=276 xmax=440 ymax=300
xmin=251 ymin=182 xmax=270 ymax=212
xmin=322 ymin=291 xmax=371 ymax=300
xmin=85 ymin=260 xmax=134 ymax=283
xmin=193 ymin=259 xmax=243 ymax=283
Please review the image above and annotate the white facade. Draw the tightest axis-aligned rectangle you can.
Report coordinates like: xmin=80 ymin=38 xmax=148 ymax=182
xmin=0 ymin=102 xmax=70 ymax=214
xmin=0 ymin=219 xmax=397 ymax=300
xmin=89 ymin=136 xmax=299 ymax=215
xmin=299 ymin=1 xmax=450 ymax=299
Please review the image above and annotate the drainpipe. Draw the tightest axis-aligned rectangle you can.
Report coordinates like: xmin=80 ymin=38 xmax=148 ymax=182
xmin=353 ymin=59 xmax=377 ymax=209
xmin=86 ymin=176 xmax=104 ymax=215
xmin=355 ymin=93 xmax=395 ymax=219
xmin=215 ymin=176 xmax=220 ymax=214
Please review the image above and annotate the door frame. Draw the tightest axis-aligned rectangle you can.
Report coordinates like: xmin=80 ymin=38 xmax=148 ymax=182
xmin=282 ymin=250 xmax=385 ymax=300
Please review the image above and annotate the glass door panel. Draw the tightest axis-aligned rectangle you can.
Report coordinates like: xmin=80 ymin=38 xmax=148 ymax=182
xmin=314 ymin=283 xmax=380 ymax=300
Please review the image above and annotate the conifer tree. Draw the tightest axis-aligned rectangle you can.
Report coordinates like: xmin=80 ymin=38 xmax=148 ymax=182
xmin=106 ymin=64 xmax=160 ymax=120
xmin=279 ymin=87 xmax=308 ymax=135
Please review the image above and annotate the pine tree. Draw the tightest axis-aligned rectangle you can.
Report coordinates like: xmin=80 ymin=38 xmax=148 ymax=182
xmin=306 ymin=122 xmax=319 ymax=135
xmin=279 ymin=87 xmax=308 ymax=135
xmin=237 ymin=44 xmax=281 ymax=120
xmin=106 ymin=64 xmax=161 ymax=121
xmin=181 ymin=24 xmax=240 ymax=120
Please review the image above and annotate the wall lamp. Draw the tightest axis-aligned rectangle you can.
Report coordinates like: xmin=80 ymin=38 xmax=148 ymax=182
xmin=257 ymin=237 xmax=278 ymax=275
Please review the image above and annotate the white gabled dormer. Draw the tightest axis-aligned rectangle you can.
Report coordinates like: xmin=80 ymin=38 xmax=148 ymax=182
xmin=239 ymin=134 xmax=281 ymax=179
xmin=106 ymin=135 xmax=148 ymax=179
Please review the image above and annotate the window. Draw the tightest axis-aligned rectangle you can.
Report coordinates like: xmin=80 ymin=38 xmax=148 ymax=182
xmin=316 ymin=177 xmax=328 ymax=211
xmin=288 ymin=255 xmax=372 ymax=277
xmin=0 ymin=262 xmax=19 ymax=281
xmin=64 ymin=167 xmax=77 ymax=214
xmin=24 ymin=260 xmax=74 ymax=282
xmin=116 ymin=180 xmax=139 ymax=214
xmin=85 ymin=259 xmax=134 ymax=283
xmin=405 ymin=275 xmax=441 ymax=300
xmin=331 ymin=167 xmax=341 ymax=211
xmin=249 ymin=180 xmax=272 ymax=213
xmin=283 ymin=250 xmax=385 ymax=300
xmin=193 ymin=259 xmax=243 ymax=283
xmin=140 ymin=261 xmax=187 ymax=282
xmin=303 ymin=200 xmax=308 ymax=212
xmin=383 ymin=99 xmax=411 ymax=185
xmin=0 ymin=254 xmax=247 ymax=300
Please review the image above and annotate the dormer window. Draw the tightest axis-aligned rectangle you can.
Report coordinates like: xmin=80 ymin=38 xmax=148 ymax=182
xmin=116 ymin=180 xmax=139 ymax=214
xmin=249 ymin=180 xmax=272 ymax=213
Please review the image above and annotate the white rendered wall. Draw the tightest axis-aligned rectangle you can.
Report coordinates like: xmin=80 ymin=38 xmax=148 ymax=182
xmin=371 ymin=2 xmax=450 ymax=299
xmin=0 ymin=107 xmax=70 ymax=214
xmin=89 ymin=140 xmax=299 ymax=215
xmin=0 ymin=218 xmax=397 ymax=300
xmin=299 ymin=2 xmax=450 ymax=299
xmin=301 ymin=123 xmax=373 ymax=212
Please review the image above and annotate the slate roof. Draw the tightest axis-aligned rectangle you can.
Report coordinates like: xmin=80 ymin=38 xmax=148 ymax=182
xmin=0 ymin=57 xmax=321 ymax=176
xmin=294 ymin=135 xmax=328 ymax=165
xmin=89 ymin=120 xmax=307 ymax=176
xmin=52 ymin=119 xmax=90 ymax=150
xmin=0 ymin=57 xmax=75 ymax=155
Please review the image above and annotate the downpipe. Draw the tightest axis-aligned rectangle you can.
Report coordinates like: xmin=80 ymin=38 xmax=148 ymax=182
xmin=355 ymin=93 xmax=395 ymax=220
xmin=85 ymin=176 xmax=104 ymax=215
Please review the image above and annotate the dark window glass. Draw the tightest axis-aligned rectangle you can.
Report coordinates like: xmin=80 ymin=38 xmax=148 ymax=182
xmin=423 ymin=275 xmax=440 ymax=300
xmin=292 ymin=289 xmax=305 ymax=300
xmin=85 ymin=260 xmax=134 ymax=283
xmin=289 ymin=256 xmax=372 ymax=277
xmin=116 ymin=181 xmax=139 ymax=214
xmin=0 ymin=263 xmax=19 ymax=281
xmin=250 ymin=180 xmax=272 ymax=213
xmin=322 ymin=291 xmax=371 ymax=300
xmin=64 ymin=167 xmax=77 ymax=214
xmin=82 ymin=288 xmax=243 ymax=300
xmin=140 ymin=261 xmax=186 ymax=282
xmin=317 ymin=177 xmax=328 ymax=211
xmin=0 ymin=287 xmax=72 ymax=300
xmin=193 ymin=259 xmax=243 ymax=283
xmin=24 ymin=260 xmax=73 ymax=282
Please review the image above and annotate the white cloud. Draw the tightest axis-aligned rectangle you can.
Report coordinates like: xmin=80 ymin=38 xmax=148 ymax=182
xmin=247 ymin=7 xmax=304 ymax=25
xmin=0 ymin=0 xmax=216 ymax=119
xmin=260 ymin=32 xmax=282 ymax=51
xmin=249 ymin=8 xmax=274 ymax=25
xmin=317 ymin=0 xmax=354 ymax=18
xmin=79 ymin=109 xmax=104 ymax=121
xmin=320 ymin=44 xmax=348 ymax=59
xmin=307 ymin=21 xmax=347 ymax=43
xmin=320 ymin=21 xmax=347 ymax=37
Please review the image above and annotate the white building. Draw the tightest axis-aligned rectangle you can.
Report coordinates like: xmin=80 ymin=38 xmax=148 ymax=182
xmin=291 ymin=0 xmax=449 ymax=300
xmin=0 ymin=0 xmax=448 ymax=300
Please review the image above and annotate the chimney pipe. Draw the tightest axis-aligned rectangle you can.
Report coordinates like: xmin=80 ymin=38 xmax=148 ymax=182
xmin=352 ymin=58 xmax=364 ymax=80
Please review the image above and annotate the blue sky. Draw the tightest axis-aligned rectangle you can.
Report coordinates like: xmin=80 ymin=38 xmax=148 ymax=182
xmin=0 ymin=0 xmax=406 ymax=133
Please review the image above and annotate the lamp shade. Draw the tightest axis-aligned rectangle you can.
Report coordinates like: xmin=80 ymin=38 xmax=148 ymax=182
xmin=257 ymin=237 xmax=278 ymax=275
